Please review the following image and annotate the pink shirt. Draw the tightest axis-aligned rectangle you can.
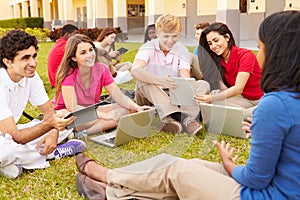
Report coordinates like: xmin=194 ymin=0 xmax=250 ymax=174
xmin=54 ymin=62 xmax=114 ymax=110
xmin=134 ymin=38 xmax=191 ymax=77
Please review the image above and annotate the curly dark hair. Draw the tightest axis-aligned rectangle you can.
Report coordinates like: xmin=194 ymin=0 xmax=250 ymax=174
xmin=259 ymin=10 xmax=300 ymax=96
xmin=0 ymin=29 xmax=38 ymax=69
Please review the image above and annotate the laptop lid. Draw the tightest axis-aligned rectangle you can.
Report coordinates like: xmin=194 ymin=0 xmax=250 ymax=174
xmin=65 ymin=102 xmax=103 ymax=129
xmin=169 ymin=77 xmax=196 ymax=107
xmin=200 ymin=103 xmax=246 ymax=139
xmin=90 ymin=108 xmax=156 ymax=147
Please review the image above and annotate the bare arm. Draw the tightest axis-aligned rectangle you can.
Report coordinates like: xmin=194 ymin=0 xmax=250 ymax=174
xmin=179 ymin=68 xmax=191 ymax=78
xmin=104 ymin=82 xmax=142 ymax=111
xmin=214 ymin=140 xmax=239 ymax=176
xmin=61 ymin=86 xmax=85 ymax=111
xmin=0 ymin=101 xmax=73 ymax=144
xmin=195 ymin=72 xmax=250 ymax=103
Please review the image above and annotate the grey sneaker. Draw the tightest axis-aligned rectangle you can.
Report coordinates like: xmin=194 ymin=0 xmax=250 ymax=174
xmin=0 ymin=164 xmax=22 ymax=179
xmin=183 ymin=117 xmax=202 ymax=135
xmin=158 ymin=118 xmax=182 ymax=134
xmin=54 ymin=139 xmax=86 ymax=159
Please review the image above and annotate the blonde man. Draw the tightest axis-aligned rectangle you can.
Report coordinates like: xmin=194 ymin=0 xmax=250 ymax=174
xmin=131 ymin=14 xmax=209 ymax=135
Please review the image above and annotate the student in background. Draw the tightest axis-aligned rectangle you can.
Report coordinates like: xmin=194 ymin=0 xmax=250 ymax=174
xmin=193 ymin=22 xmax=209 ymax=55
xmin=75 ymin=10 xmax=300 ymax=200
xmin=95 ymin=27 xmax=132 ymax=77
xmin=144 ymin=24 xmax=157 ymax=43
xmin=54 ymin=34 xmax=149 ymax=137
xmin=48 ymin=24 xmax=79 ymax=87
xmin=195 ymin=22 xmax=263 ymax=117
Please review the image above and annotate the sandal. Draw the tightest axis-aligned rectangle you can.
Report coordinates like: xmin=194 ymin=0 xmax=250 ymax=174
xmin=76 ymin=172 xmax=106 ymax=200
xmin=76 ymin=153 xmax=95 ymax=175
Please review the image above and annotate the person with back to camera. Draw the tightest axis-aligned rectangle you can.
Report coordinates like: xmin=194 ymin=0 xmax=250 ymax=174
xmin=94 ymin=27 xmax=132 ymax=77
xmin=53 ymin=34 xmax=149 ymax=138
xmin=130 ymin=13 xmax=210 ymax=135
xmin=144 ymin=24 xmax=157 ymax=43
xmin=47 ymin=24 xmax=79 ymax=87
xmin=0 ymin=30 xmax=86 ymax=179
xmin=195 ymin=22 xmax=264 ymax=117
xmin=73 ymin=10 xmax=300 ymax=200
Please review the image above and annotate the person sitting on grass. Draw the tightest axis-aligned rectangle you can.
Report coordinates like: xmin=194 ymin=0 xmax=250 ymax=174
xmin=47 ymin=24 xmax=79 ymax=87
xmin=195 ymin=22 xmax=264 ymax=117
xmin=53 ymin=34 xmax=149 ymax=138
xmin=0 ymin=30 xmax=86 ymax=179
xmin=94 ymin=27 xmax=132 ymax=77
xmin=193 ymin=22 xmax=209 ymax=55
xmin=143 ymin=24 xmax=157 ymax=43
xmin=74 ymin=10 xmax=300 ymax=200
xmin=131 ymin=13 xmax=210 ymax=135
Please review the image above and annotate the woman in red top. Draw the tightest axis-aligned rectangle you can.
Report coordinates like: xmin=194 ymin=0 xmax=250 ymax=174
xmin=195 ymin=22 xmax=263 ymax=117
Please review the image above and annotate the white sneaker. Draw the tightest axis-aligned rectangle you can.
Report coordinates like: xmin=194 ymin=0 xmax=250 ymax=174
xmin=0 ymin=164 xmax=22 ymax=179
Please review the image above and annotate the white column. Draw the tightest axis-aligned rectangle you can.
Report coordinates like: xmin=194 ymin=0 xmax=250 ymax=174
xmin=112 ymin=0 xmax=127 ymax=31
xmin=30 ymin=0 xmax=39 ymax=17
xmin=42 ymin=0 xmax=51 ymax=28
xmin=14 ymin=3 xmax=21 ymax=18
xmin=62 ymin=0 xmax=74 ymax=23
xmin=86 ymin=0 xmax=93 ymax=27
xmin=216 ymin=0 xmax=240 ymax=46
xmin=147 ymin=0 xmax=164 ymax=24
xmin=22 ymin=1 xmax=29 ymax=17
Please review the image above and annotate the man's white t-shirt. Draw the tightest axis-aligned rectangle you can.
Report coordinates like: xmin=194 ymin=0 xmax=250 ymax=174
xmin=0 ymin=68 xmax=49 ymax=122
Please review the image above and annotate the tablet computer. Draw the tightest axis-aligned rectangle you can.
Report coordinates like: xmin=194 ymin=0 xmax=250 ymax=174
xmin=200 ymin=103 xmax=247 ymax=139
xmin=169 ymin=77 xmax=196 ymax=107
xmin=64 ymin=102 xmax=102 ymax=129
xmin=117 ymin=47 xmax=128 ymax=55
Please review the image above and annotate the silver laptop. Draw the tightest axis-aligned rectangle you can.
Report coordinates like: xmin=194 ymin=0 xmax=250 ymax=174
xmin=90 ymin=108 xmax=156 ymax=147
xmin=65 ymin=102 xmax=103 ymax=129
xmin=169 ymin=77 xmax=196 ymax=107
xmin=200 ymin=103 xmax=246 ymax=139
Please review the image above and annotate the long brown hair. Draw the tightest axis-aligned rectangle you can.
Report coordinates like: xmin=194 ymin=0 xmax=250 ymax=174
xmin=54 ymin=34 xmax=95 ymax=105
xmin=96 ymin=27 xmax=117 ymax=42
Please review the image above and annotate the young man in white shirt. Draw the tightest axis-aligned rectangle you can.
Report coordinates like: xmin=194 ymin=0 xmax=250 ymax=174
xmin=0 ymin=30 xmax=86 ymax=179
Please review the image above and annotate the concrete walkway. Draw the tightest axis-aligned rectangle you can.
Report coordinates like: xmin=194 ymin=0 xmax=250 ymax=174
xmin=126 ymin=33 xmax=258 ymax=51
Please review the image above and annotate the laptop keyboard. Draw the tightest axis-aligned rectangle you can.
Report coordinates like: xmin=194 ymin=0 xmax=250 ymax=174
xmin=103 ymin=137 xmax=116 ymax=144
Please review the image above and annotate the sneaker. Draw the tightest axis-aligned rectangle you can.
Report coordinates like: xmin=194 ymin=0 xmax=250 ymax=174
xmin=54 ymin=139 xmax=86 ymax=159
xmin=68 ymin=130 xmax=88 ymax=140
xmin=183 ymin=117 xmax=202 ymax=135
xmin=158 ymin=118 xmax=182 ymax=134
xmin=0 ymin=164 xmax=22 ymax=179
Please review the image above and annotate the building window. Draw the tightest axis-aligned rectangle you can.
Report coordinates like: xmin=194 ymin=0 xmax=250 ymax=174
xmin=128 ymin=4 xmax=145 ymax=17
xmin=240 ymin=0 xmax=247 ymax=13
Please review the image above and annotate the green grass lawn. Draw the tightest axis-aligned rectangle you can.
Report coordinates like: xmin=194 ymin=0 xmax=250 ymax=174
xmin=0 ymin=42 xmax=251 ymax=199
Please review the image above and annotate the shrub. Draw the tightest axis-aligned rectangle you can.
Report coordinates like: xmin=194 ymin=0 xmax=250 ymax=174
xmin=49 ymin=27 xmax=123 ymax=41
xmin=0 ymin=17 xmax=43 ymax=29
xmin=25 ymin=27 xmax=50 ymax=42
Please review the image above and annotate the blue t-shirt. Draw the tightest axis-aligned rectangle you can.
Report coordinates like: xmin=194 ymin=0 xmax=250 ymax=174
xmin=194 ymin=45 xmax=198 ymax=55
xmin=232 ymin=90 xmax=300 ymax=200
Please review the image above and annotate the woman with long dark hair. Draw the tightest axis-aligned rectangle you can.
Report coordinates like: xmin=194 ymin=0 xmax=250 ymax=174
xmin=196 ymin=22 xmax=264 ymax=117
